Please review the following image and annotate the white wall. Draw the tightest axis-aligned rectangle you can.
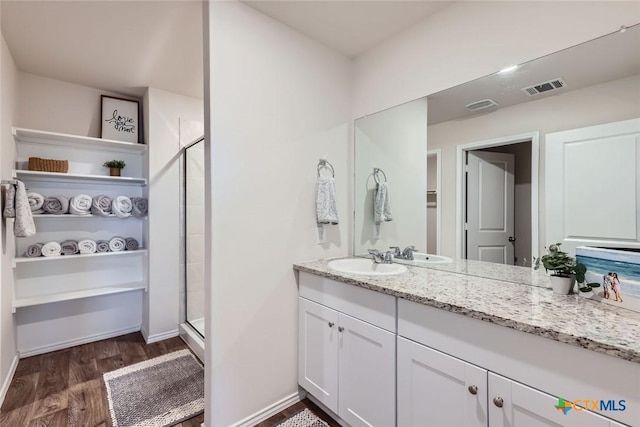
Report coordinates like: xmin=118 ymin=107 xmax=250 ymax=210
xmin=204 ymin=2 xmax=352 ymax=425
xmin=354 ymin=98 xmax=427 ymax=255
xmin=353 ymin=1 xmax=640 ymax=117
xmin=429 ymin=74 xmax=640 ymax=258
xmin=144 ymin=87 xmax=203 ymax=341
xmin=0 ymin=27 xmax=18 ymax=401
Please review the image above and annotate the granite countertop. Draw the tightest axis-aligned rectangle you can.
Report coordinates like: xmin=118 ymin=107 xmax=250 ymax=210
xmin=294 ymin=258 xmax=640 ymax=364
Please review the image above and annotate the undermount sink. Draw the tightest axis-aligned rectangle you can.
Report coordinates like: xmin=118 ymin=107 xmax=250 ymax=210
xmin=328 ymin=258 xmax=407 ymax=276
xmin=394 ymin=252 xmax=453 ymax=265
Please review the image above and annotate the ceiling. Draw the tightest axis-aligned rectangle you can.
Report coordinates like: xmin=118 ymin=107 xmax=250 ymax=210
xmin=243 ymin=1 xmax=453 ymax=57
xmin=1 ymin=0 xmax=204 ymax=99
xmin=428 ymin=24 xmax=640 ymax=125
xmin=1 ymin=1 xmax=453 ymax=99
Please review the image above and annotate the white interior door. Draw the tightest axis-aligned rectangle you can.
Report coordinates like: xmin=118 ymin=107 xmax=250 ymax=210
xmin=466 ymin=151 xmax=515 ymax=264
xmin=546 ymin=118 xmax=640 ymax=254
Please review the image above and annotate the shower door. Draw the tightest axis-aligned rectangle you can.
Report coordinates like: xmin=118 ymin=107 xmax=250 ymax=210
xmin=183 ymin=138 xmax=205 ymax=337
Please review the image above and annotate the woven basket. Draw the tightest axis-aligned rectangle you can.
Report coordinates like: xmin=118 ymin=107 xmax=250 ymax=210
xmin=28 ymin=157 xmax=69 ymax=173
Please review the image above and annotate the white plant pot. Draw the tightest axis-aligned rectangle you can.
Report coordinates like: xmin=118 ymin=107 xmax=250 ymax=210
xmin=550 ymin=275 xmax=574 ymax=295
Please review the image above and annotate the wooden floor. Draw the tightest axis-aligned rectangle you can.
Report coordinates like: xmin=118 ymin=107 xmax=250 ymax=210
xmin=256 ymin=398 xmax=340 ymax=427
xmin=0 ymin=332 xmax=204 ymax=427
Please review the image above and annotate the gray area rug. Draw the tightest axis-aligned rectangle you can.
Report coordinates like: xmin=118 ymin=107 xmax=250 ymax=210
xmin=104 ymin=349 xmax=204 ymax=427
xmin=276 ymin=409 xmax=329 ymax=427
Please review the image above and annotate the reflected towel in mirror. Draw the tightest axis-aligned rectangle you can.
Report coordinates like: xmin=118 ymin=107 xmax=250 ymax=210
xmin=374 ymin=182 xmax=393 ymax=224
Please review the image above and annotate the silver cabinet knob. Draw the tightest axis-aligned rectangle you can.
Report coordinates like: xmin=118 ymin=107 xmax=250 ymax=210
xmin=493 ymin=397 xmax=504 ymax=408
xmin=468 ymin=385 xmax=478 ymax=395
xmin=328 ymin=322 xmax=335 ymax=328
xmin=338 ymin=326 xmax=344 ymax=332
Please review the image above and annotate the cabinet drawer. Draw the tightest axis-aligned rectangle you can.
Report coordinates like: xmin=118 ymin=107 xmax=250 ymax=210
xmin=298 ymin=271 xmax=396 ymax=332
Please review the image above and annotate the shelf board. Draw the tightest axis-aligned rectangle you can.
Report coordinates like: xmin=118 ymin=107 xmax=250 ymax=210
xmin=13 ymin=249 xmax=148 ymax=267
xmin=14 ymin=170 xmax=147 ymax=186
xmin=13 ymin=127 xmax=147 ymax=154
xmin=32 ymin=214 xmax=147 ymax=220
xmin=13 ymin=282 xmax=147 ymax=310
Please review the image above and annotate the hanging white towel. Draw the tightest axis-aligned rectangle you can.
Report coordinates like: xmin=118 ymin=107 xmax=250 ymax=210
xmin=3 ymin=181 xmax=36 ymax=237
xmin=374 ymin=182 xmax=393 ymax=224
xmin=316 ymin=176 xmax=339 ymax=225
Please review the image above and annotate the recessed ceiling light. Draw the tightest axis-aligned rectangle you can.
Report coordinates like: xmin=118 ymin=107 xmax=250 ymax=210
xmin=498 ymin=65 xmax=519 ymax=74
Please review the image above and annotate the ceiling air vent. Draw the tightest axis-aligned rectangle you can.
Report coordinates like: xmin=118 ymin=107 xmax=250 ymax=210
xmin=465 ymin=99 xmax=498 ymax=112
xmin=522 ymin=78 xmax=567 ymax=96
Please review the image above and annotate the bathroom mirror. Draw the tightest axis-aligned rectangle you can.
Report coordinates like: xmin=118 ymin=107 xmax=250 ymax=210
xmin=354 ymin=24 xmax=640 ymax=285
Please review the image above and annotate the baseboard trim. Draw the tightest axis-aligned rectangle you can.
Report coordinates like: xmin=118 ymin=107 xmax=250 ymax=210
xmin=229 ymin=391 xmax=305 ymax=427
xmin=144 ymin=328 xmax=180 ymax=344
xmin=0 ymin=353 xmax=20 ymax=407
xmin=19 ymin=325 xmax=141 ymax=358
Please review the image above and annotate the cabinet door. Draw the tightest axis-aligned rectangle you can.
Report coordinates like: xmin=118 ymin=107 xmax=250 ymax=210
xmin=298 ymin=297 xmax=339 ymax=413
xmin=488 ymin=372 xmax=614 ymax=427
xmin=397 ymin=337 xmax=488 ymax=427
xmin=338 ymin=312 xmax=396 ymax=427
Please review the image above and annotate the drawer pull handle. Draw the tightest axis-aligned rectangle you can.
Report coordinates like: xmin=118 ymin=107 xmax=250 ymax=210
xmin=493 ymin=397 xmax=504 ymax=408
xmin=338 ymin=326 xmax=344 ymax=332
xmin=328 ymin=322 xmax=335 ymax=328
xmin=468 ymin=385 xmax=478 ymax=395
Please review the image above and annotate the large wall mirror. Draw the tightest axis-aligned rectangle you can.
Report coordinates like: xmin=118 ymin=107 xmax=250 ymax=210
xmin=354 ymin=24 xmax=640 ymax=280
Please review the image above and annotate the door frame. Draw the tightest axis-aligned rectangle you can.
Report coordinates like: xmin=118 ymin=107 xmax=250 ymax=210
xmin=427 ymin=148 xmax=442 ymax=255
xmin=455 ymin=132 xmax=540 ymax=261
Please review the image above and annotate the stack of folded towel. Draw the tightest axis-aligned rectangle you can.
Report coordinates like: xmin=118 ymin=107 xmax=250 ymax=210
xmin=24 ymin=236 xmax=142 ymax=258
xmin=21 ymin=192 xmax=148 ymax=218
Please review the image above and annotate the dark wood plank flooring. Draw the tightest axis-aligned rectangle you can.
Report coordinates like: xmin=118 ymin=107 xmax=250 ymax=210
xmin=0 ymin=332 xmax=204 ymax=427
xmin=256 ymin=398 xmax=340 ymax=427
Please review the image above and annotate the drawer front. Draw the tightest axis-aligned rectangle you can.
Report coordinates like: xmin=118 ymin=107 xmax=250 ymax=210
xmin=299 ymin=271 xmax=396 ymax=332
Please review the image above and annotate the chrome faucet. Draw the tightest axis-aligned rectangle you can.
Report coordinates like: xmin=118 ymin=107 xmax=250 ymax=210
xmin=368 ymin=249 xmax=393 ymax=264
xmin=391 ymin=245 xmax=418 ymax=260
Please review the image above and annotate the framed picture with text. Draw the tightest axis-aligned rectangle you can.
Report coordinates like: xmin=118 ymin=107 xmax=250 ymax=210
xmin=100 ymin=95 xmax=140 ymax=143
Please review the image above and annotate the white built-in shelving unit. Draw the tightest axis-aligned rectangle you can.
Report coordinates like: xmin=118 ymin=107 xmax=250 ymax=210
xmin=8 ymin=127 xmax=149 ymax=312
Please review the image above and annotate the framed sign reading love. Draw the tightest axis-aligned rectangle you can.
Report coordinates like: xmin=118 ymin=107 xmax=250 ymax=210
xmin=100 ymin=95 xmax=141 ymax=143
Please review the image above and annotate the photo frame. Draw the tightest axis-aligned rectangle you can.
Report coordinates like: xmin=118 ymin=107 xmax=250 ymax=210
xmin=100 ymin=95 xmax=140 ymax=143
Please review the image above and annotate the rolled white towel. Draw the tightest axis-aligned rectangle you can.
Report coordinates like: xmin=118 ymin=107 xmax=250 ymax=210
xmin=27 ymin=192 xmax=45 ymax=214
xmin=69 ymin=194 xmax=92 ymax=215
xmin=112 ymin=196 xmax=132 ymax=218
xmin=41 ymin=241 xmax=62 ymax=257
xmin=109 ymin=236 xmax=126 ymax=252
xmin=78 ymin=239 xmax=97 ymax=254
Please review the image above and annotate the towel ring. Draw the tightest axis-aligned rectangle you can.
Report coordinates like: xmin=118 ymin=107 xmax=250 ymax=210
xmin=373 ymin=168 xmax=387 ymax=184
xmin=318 ymin=159 xmax=335 ymax=177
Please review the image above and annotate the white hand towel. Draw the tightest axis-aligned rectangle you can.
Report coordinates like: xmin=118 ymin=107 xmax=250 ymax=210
xmin=27 ymin=192 xmax=45 ymax=213
xmin=78 ymin=239 xmax=97 ymax=254
xmin=109 ymin=236 xmax=126 ymax=252
xmin=374 ymin=182 xmax=393 ymax=224
xmin=316 ymin=176 xmax=339 ymax=225
xmin=112 ymin=196 xmax=132 ymax=218
xmin=69 ymin=194 xmax=93 ymax=215
xmin=41 ymin=241 xmax=62 ymax=257
xmin=13 ymin=181 xmax=36 ymax=237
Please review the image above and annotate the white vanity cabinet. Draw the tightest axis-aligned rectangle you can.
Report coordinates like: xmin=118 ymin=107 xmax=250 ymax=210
xmin=397 ymin=336 xmax=488 ymax=427
xmin=298 ymin=272 xmax=396 ymax=427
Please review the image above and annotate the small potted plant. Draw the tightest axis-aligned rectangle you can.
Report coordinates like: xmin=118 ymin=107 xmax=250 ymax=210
xmin=536 ymin=243 xmax=599 ymax=294
xmin=103 ymin=160 xmax=126 ymax=177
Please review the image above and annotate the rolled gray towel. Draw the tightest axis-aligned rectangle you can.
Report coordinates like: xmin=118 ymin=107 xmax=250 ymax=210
xmin=60 ymin=240 xmax=79 ymax=255
xmin=43 ymin=196 xmax=69 ymax=214
xmin=91 ymin=195 xmax=112 ymax=217
xmin=25 ymin=243 xmax=44 ymax=258
xmin=109 ymin=236 xmax=126 ymax=252
xmin=125 ymin=237 xmax=139 ymax=251
xmin=27 ymin=192 xmax=45 ymax=213
xmin=96 ymin=240 xmax=110 ymax=253
xmin=69 ymin=194 xmax=92 ymax=215
xmin=41 ymin=242 xmax=61 ymax=257
xmin=131 ymin=197 xmax=148 ymax=217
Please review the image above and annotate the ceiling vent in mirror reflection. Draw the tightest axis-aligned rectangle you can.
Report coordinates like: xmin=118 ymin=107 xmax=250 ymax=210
xmin=465 ymin=98 xmax=498 ymax=111
xmin=522 ymin=77 xmax=567 ymax=96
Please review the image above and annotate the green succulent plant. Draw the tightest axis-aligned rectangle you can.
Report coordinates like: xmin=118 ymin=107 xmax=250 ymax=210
xmin=102 ymin=160 xmax=126 ymax=169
